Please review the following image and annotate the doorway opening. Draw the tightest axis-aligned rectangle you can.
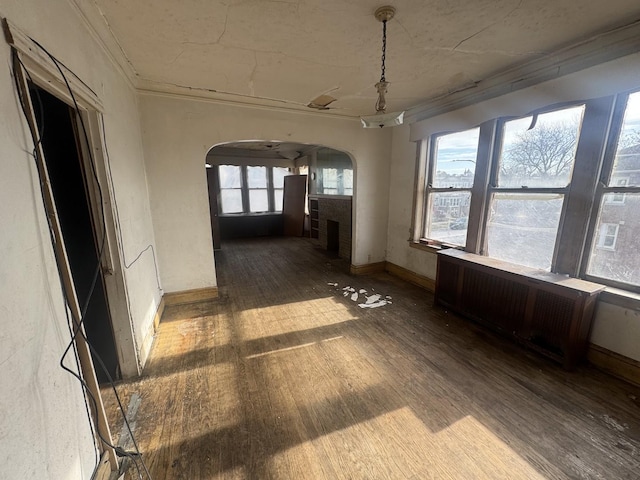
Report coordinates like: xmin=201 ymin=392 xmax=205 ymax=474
xmin=204 ymin=141 xmax=355 ymax=260
xmin=30 ymin=83 xmax=120 ymax=383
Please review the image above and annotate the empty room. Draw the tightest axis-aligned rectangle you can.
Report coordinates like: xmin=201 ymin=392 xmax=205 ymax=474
xmin=1 ymin=1 xmax=640 ymax=479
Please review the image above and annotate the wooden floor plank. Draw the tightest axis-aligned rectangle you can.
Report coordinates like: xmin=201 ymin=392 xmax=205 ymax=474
xmin=103 ymin=237 xmax=640 ymax=479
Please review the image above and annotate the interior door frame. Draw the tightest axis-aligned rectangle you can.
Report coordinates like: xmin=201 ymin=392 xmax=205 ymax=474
xmin=5 ymin=18 xmax=133 ymax=470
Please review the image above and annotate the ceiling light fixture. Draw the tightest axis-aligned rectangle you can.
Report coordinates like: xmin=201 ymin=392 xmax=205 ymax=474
xmin=361 ymin=6 xmax=404 ymax=128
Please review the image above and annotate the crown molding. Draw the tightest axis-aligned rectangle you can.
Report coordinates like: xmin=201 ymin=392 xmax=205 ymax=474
xmin=405 ymin=18 xmax=640 ymax=123
xmin=66 ymin=0 xmax=138 ymax=90
xmin=136 ymin=80 xmax=362 ymax=122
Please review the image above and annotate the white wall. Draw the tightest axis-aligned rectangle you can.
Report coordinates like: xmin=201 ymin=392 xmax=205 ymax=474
xmin=388 ymin=53 xmax=640 ymax=362
xmin=0 ymin=0 xmax=160 ymax=477
xmin=139 ymin=93 xmax=392 ymax=293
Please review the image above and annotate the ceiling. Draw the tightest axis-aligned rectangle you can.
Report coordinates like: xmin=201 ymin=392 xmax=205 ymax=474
xmin=92 ymin=0 xmax=640 ymax=118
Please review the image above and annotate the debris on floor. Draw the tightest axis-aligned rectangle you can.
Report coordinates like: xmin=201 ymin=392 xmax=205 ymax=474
xmin=328 ymin=282 xmax=393 ymax=308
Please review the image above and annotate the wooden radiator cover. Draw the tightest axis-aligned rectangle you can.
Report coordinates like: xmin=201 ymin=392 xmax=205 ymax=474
xmin=434 ymin=249 xmax=605 ymax=369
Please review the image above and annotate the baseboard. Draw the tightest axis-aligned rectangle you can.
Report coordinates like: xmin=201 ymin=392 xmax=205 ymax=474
xmin=385 ymin=261 xmax=436 ymax=292
xmin=138 ymin=296 xmax=165 ymax=370
xmin=153 ymin=296 xmax=165 ymax=330
xmin=164 ymin=286 xmax=219 ymax=306
xmin=350 ymin=261 xmax=386 ymax=275
xmin=588 ymin=344 xmax=640 ymax=387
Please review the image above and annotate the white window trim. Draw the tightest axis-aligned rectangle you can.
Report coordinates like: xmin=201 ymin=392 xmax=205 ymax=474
xmin=596 ymin=223 xmax=619 ymax=250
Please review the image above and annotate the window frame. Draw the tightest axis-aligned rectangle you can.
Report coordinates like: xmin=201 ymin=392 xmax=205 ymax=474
xmin=596 ymin=223 xmax=620 ymax=250
xmin=581 ymin=91 xmax=640 ymax=291
xmin=419 ymin=127 xmax=482 ymax=248
xmin=479 ymin=106 xmax=585 ymax=269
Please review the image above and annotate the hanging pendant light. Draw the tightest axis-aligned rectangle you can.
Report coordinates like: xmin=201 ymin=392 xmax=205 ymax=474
xmin=361 ymin=6 xmax=405 ymax=128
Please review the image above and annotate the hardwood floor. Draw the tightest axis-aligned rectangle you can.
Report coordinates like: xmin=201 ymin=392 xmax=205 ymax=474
xmin=103 ymin=237 xmax=640 ymax=479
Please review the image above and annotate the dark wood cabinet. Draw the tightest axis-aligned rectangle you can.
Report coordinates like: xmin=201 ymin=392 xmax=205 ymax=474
xmin=434 ymin=249 xmax=605 ymax=369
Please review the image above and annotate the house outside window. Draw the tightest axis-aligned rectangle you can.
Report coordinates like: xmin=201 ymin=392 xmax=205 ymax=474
xmin=585 ymin=91 xmax=640 ymax=288
xmin=596 ymin=224 xmax=619 ymax=250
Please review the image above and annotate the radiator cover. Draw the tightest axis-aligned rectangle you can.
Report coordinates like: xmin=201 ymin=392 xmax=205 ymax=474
xmin=434 ymin=249 xmax=604 ymax=368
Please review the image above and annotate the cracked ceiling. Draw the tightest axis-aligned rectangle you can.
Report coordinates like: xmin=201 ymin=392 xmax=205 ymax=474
xmin=92 ymin=0 xmax=640 ymax=117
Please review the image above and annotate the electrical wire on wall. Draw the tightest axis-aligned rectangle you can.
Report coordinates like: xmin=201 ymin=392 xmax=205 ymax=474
xmin=100 ymin=118 xmax=162 ymax=293
xmin=11 ymin=40 xmax=154 ymax=480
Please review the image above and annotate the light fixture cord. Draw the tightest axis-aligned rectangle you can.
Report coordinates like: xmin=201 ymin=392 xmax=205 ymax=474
xmin=380 ymin=19 xmax=387 ymax=83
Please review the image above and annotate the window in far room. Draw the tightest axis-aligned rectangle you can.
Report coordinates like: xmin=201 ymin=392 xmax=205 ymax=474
xmin=219 ymin=165 xmax=243 ymax=214
xmin=218 ymin=165 xmax=290 ymax=214
xmin=272 ymin=166 xmax=288 ymax=212
xmin=247 ymin=166 xmax=268 ymax=213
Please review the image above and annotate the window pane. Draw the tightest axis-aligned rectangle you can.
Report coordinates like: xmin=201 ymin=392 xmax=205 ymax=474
xmin=273 ymin=167 xmax=288 ymax=188
xmin=343 ymin=169 xmax=354 ymax=193
xmin=612 ymin=91 xmax=640 ymax=186
xmin=486 ymin=193 xmax=563 ymax=270
xmin=249 ymin=189 xmax=268 ymax=212
xmin=587 ymin=193 xmax=640 ymax=286
xmin=220 ymin=189 xmax=243 ymax=213
xmin=498 ymin=106 xmax=584 ymax=188
xmin=322 ymin=168 xmax=338 ymax=190
xmin=247 ymin=166 xmax=267 ymax=188
xmin=274 ymin=189 xmax=283 ymax=212
xmin=219 ymin=165 xmax=241 ymax=188
xmin=426 ymin=191 xmax=471 ymax=246
xmin=433 ymin=128 xmax=479 ymax=188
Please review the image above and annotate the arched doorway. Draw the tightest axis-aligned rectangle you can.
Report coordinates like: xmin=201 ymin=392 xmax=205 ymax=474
xmin=205 ymin=141 xmax=355 ymax=261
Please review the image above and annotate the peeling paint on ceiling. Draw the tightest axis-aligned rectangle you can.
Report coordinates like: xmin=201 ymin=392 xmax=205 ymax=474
xmin=92 ymin=0 xmax=640 ymax=116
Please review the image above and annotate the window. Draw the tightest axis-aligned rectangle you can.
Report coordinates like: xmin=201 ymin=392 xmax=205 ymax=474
xmin=596 ymin=223 xmax=619 ymax=250
xmin=607 ymin=178 xmax=628 ymax=204
xmin=415 ymin=90 xmax=640 ymax=290
xmin=585 ymin=91 xmax=640 ymax=288
xmin=219 ymin=165 xmax=243 ymax=214
xmin=272 ymin=167 xmax=288 ymax=212
xmin=217 ymin=165 xmax=290 ymax=214
xmin=422 ymin=128 xmax=479 ymax=247
xmin=247 ymin=166 xmax=268 ymax=213
xmin=486 ymin=106 xmax=584 ymax=270
xmin=315 ymin=148 xmax=353 ymax=196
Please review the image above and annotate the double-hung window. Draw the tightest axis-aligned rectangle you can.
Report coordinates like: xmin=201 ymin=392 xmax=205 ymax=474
xmin=422 ymin=128 xmax=480 ymax=247
xmin=272 ymin=167 xmax=288 ymax=212
xmin=218 ymin=164 xmax=291 ymax=214
xmin=219 ymin=165 xmax=243 ymax=214
xmin=486 ymin=106 xmax=585 ymax=270
xmin=415 ymin=89 xmax=640 ymax=292
xmin=585 ymin=91 xmax=640 ymax=289
xmin=247 ymin=166 xmax=268 ymax=213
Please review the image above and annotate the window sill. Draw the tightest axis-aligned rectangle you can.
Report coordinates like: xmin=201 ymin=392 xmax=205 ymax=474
xmin=409 ymin=240 xmax=464 ymax=254
xmin=599 ymin=287 xmax=640 ymax=311
xmin=219 ymin=212 xmax=283 ymax=217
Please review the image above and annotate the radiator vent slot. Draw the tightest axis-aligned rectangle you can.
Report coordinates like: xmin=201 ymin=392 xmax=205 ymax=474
xmin=461 ymin=269 xmax=528 ymax=332
xmin=531 ymin=290 xmax=574 ymax=349
xmin=437 ymin=261 xmax=459 ymax=305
